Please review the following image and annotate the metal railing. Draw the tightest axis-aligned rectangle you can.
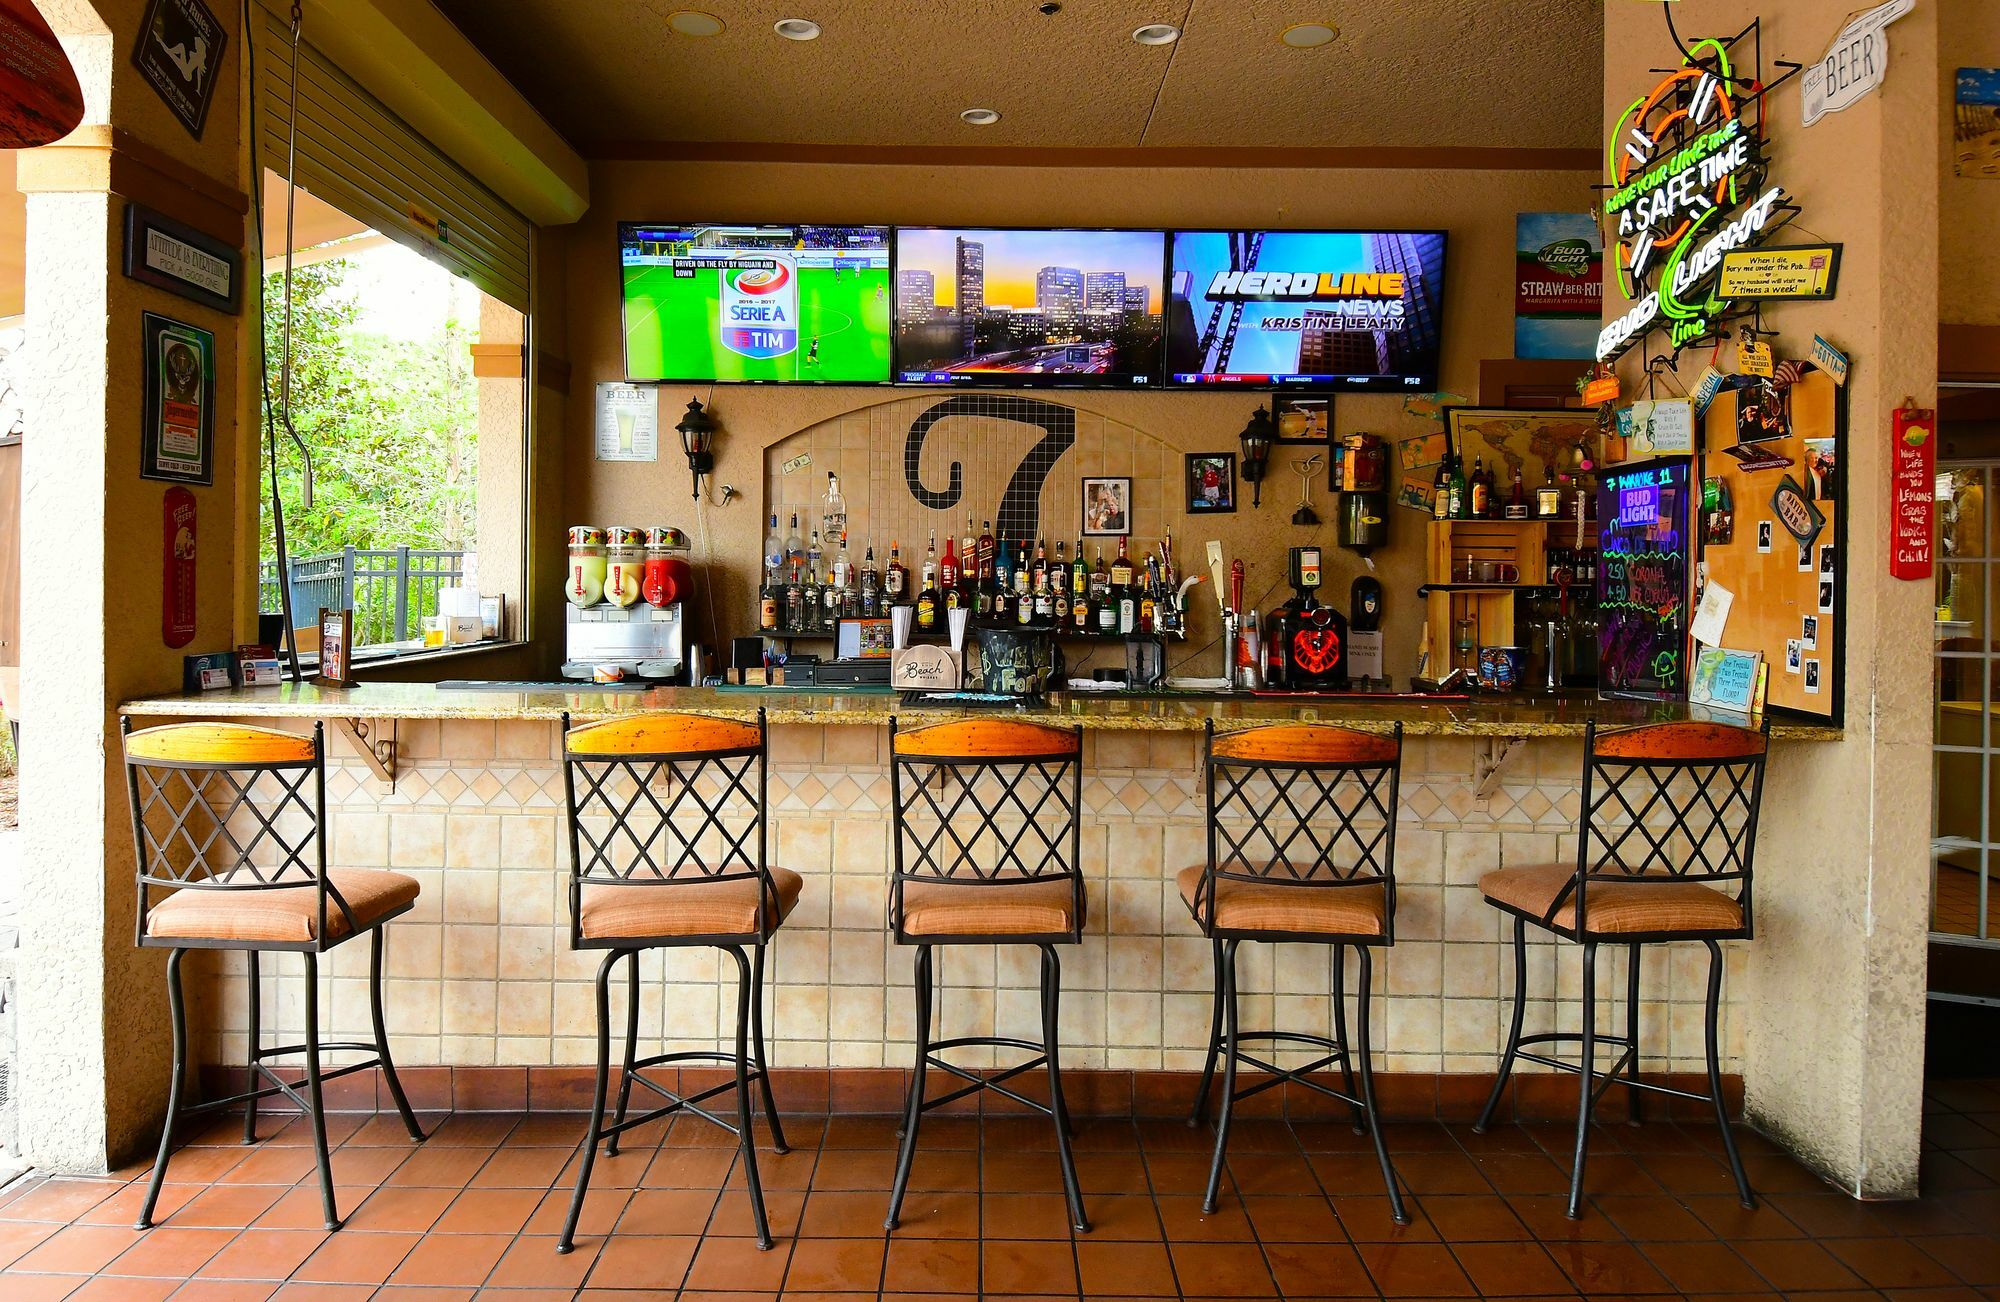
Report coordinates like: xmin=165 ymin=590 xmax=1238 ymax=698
xmin=259 ymin=547 xmax=467 ymax=646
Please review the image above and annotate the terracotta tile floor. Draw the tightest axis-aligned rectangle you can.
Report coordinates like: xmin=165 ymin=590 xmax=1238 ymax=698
xmin=5 ymin=1079 xmax=2000 ymax=1299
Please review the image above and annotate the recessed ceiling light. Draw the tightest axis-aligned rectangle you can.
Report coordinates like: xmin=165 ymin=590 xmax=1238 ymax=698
xmin=1132 ymin=23 xmax=1179 ymax=45
xmin=960 ymin=107 xmax=1001 ymax=126
xmin=773 ymin=17 xmax=821 ymax=40
xmin=1280 ymin=22 xmax=1338 ymax=48
xmin=666 ymin=9 xmax=724 ymax=37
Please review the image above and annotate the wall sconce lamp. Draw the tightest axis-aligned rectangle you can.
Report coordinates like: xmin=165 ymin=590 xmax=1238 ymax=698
xmin=675 ymin=398 xmax=718 ymax=500
xmin=1238 ymin=404 xmax=1275 ymax=507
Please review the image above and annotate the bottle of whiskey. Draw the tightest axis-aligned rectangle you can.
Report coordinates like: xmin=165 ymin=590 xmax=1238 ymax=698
xmin=916 ymin=564 xmax=939 ymax=631
xmin=1052 ymin=541 xmax=1071 ymax=623
xmin=1110 ymin=535 xmax=1134 ymax=589
xmin=1013 ymin=540 xmax=1032 ymax=603
xmin=977 ymin=519 xmax=996 ymax=592
xmin=1469 ymin=457 xmax=1491 ymax=519
xmin=885 ymin=540 xmax=907 ymax=604
xmin=939 ymin=532 xmax=959 ymax=606
xmin=1432 ymin=457 xmax=1454 ymax=521
xmin=759 ymin=570 xmax=779 ymax=632
xmin=860 ymin=544 xmax=881 ymax=617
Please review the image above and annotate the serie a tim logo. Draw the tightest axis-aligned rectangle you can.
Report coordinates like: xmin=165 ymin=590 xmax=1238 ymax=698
xmin=720 ymin=256 xmax=798 ymax=359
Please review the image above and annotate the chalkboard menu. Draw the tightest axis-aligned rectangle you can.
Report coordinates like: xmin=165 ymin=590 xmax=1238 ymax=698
xmin=1596 ymin=459 xmax=1691 ymax=699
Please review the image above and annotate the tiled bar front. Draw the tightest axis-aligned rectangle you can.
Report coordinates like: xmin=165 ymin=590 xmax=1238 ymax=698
xmin=171 ymin=716 xmax=1750 ymax=1103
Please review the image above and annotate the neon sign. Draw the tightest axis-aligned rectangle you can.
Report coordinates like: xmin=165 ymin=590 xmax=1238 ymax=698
xmin=1595 ymin=33 xmax=1798 ymax=364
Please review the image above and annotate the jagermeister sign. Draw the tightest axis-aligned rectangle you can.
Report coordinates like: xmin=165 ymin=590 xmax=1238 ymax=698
xmin=1595 ymin=35 xmax=1798 ymax=364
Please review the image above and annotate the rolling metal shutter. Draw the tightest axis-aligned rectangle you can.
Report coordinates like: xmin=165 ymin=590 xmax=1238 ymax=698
xmin=250 ymin=2 xmax=532 ymax=311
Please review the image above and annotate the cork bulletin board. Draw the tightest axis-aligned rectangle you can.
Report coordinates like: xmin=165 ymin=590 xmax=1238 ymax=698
xmin=1698 ymin=368 xmax=1844 ymax=721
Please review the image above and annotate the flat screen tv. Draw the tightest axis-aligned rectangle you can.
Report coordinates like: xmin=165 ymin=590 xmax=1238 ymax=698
xmin=1165 ymin=229 xmax=1448 ymax=390
xmin=618 ymin=223 xmax=892 ymax=383
xmin=892 ymin=227 xmax=1166 ymax=386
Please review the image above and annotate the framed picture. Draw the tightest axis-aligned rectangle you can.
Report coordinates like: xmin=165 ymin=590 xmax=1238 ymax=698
xmin=131 ymin=0 xmax=228 ymax=139
xmin=140 ymin=311 xmax=216 ymax=485
xmin=1186 ymin=453 xmax=1237 ymax=514
xmin=479 ymin=596 xmax=505 ymax=641
xmin=1271 ymin=394 xmax=1333 ymax=444
xmin=316 ymin=608 xmax=353 ymax=686
xmin=1442 ymin=406 xmax=1599 ymax=493
xmin=123 ymin=203 xmax=240 ymax=314
xmin=1082 ymin=476 xmax=1131 ymax=536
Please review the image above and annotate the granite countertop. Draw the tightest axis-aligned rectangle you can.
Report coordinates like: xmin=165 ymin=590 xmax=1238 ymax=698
xmin=120 ymin=681 xmax=1845 ymax=740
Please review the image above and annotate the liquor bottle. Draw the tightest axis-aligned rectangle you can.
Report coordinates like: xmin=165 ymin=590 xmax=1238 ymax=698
xmin=1110 ymin=535 xmax=1134 ymax=589
xmin=921 ymin=530 xmax=939 ymax=596
xmin=977 ymin=519 xmax=996 ymax=590
xmin=759 ymin=570 xmax=779 ymax=632
xmin=939 ymin=532 xmax=959 ymax=597
xmin=961 ymin=514 xmax=978 ymax=589
xmin=916 ymin=565 xmax=939 ymax=631
xmin=1448 ymin=456 xmax=1468 ymax=519
xmin=1034 ymin=564 xmax=1053 ymax=622
xmin=1072 ymin=538 xmax=1089 ymax=600
xmin=1139 ymin=558 xmax=1158 ymax=633
xmin=802 ymin=551 xmax=822 ymax=633
xmin=822 ymin=545 xmax=842 ymax=626
xmin=1117 ymin=570 xmax=1137 ymax=635
xmin=1072 ymin=577 xmax=1091 ymax=628
xmin=1016 ymin=569 xmax=1035 ymax=624
xmin=1095 ymin=545 xmax=1116 ymax=633
xmin=1507 ymin=465 xmax=1528 ymax=519
xmin=1469 ymin=457 xmax=1491 ymax=519
xmin=821 ymin=471 xmax=847 ymax=539
xmin=1013 ymin=540 xmax=1032 ymax=601
xmin=1538 ymin=464 xmax=1561 ymax=518
xmin=992 ymin=536 xmax=1012 ymax=622
xmin=860 ymin=544 xmax=881 ymax=617
xmin=764 ymin=513 xmax=784 ymax=585
xmin=885 ymin=540 xmax=907 ymax=603
xmin=784 ymin=513 xmax=805 ymax=571
xmin=807 ymin=529 xmax=823 ymax=585
xmin=832 ymin=530 xmax=852 ymax=592
xmin=785 ymin=563 xmax=805 ymax=634
xmin=1053 ymin=541 xmax=1071 ymax=623
xmin=1432 ymin=457 xmax=1454 ymax=521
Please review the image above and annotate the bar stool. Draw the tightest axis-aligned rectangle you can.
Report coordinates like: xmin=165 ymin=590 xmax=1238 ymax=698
xmin=557 ymin=709 xmax=797 ymax=1252
xmin=1473 ymin=719 xmax=1768 ymax=1218
xmin=1181 ymin=720 xmax=1408 ymax=1223
xmin=121 ymin=720 xmax=427 ymax=1232
xmin=884 ymin=717 xmax=1089 ymax=1234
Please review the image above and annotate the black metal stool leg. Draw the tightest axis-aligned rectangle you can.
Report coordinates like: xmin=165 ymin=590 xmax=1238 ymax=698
xmin=301 ymin=952 xmax=341 ymax=1231
xmin=1354 ymin=946 xmax=1407 ymax=1224
xmin=726 ymin=945 xmax=774 ymax=1250
xmin=136 ymin=948 xmax=188 ymax=1230
xmin=370 ymin=928 xmax=425 ymax=1143
xmin=1201 ymin=938 xmax=1241 ymax=1214
xmin=1475 ymin=916 xmax=1530 ymax=1133
xmin=1704 ymin=939 xmax=1755 ymax=1209
xmin=1625 ymin=943 xmax=1644 ymax=1126
xmin=886 ymin=945 xmax=932 ymax=1231
xmin=1188 ymin=938 xmax=1225 ymax=1128
xmin=558 ymin=950 xmax=620 ymax=1254
xmin=243 ymin=951 xmax=261 ymax=1145
xmin=1566 ymin=942 xmax=1599 ymax=1220
xmin=605 ymin=950 xmax=640 ymax=1158
xmin=751 ymin=941 xmax=789 ymax=1154
xmin=1042 ymin=944 xmax=1087 ymax=1233
xmin=1331 ymin=942 xmax=1365 ymax=1135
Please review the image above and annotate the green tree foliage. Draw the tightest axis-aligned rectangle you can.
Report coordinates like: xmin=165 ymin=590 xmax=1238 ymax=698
xmin=258 ymin=255 xmax=478 ymax=566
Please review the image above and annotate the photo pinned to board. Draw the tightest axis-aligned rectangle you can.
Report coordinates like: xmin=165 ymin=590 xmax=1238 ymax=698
xmin=1805 ymin=659 xmax=1822 ymax=694
xmin=1818 ymin=577 xmax=1835 ymax=613
xmin=1802 ymin=615 xmax=1819 ymax=651
xmin=1819 ymin=543 xmax=1836 ymax=575
xmin=1797 ymin=542 xmax=1812 ymax=572
xmin=1757 ymin=521 xmax=1773 ymax=553
xmin=1786 ymin=639 xmax=1802 ymax=673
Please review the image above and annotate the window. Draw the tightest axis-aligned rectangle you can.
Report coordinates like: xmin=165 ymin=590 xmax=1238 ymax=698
xmin=258 ymin=172 xmax=526 ymax=655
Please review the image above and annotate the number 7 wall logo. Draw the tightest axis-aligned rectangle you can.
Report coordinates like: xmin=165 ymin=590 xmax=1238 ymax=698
xmin=904 ymin=395 xmax=1078 ymax=545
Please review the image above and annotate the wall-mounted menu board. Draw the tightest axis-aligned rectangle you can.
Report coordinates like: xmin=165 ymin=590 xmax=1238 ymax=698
xmin=1596 ymin=458 xmax=1693 ymax=699
xmin=1698 ymin=368 xmax=1843 ymax=722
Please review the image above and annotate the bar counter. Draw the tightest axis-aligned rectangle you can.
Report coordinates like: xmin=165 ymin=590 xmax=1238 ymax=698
xmin=112 ymin=680 xmax=1834 ymax=1118
xmin=120 ymin=679 xmax=1845 ymax=740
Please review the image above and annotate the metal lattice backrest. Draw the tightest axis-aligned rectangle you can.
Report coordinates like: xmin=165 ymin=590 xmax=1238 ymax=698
xmin=123 ymin=721 xmax=327 ymax=891
xmin=889 ymin=718 xmax=1083 ymax=888
xmin=1203 ymin=722 xmax=1402 ymax=892
xmin=563 ymin=712 xmax=768 ymax=889
xmin=1576 ymin=720 xmax=1768 ymax=912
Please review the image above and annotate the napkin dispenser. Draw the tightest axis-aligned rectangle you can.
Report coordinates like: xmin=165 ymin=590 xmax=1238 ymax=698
xmin=890 ymin=643 xmax=960 ymax=691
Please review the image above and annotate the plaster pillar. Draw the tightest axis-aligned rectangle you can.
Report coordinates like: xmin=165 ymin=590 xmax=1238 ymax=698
xmin=1602 ymin=2 xmax=1939 ymax=1195
xmin=14 ymin=0 xmax=248 ymax=1171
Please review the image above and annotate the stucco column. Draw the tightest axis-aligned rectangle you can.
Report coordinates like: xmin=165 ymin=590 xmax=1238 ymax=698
xmin=1603 ymin=3 xmax=1939 ymax=1195
xmin=14 ymin=0 xmax=248 ymax=1172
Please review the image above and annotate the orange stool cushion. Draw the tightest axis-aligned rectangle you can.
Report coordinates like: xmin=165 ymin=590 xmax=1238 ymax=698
xmin=579 ymin=868 xmax=804 ymax=940
xmin=899 ymin=876 xmax=1082 ymax=938
xmin=1176 ymin=864 xmax=1387 ymax=937
xmin=147 ymin=869 xmax=420 ymax=944
xmin=1479 ymin=862 xmax=1744 ymax=935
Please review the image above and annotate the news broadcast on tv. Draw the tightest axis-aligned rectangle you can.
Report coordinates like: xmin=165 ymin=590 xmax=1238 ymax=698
xmin=1165 ymin=230 xmax=1447 ymax=389
xmin=619 ymin=223 xmax=893 ymax=383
